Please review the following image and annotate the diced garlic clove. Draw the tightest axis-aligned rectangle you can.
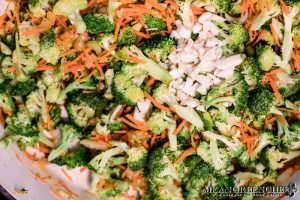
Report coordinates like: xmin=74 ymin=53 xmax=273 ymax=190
xmin=192 ymin=23 xmax=203 ymax=33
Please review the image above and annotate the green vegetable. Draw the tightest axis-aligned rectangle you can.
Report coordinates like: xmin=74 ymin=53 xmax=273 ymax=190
xmin=142 ymin=14 xmax=167 ymax=33
xmin=127 ymin=146 xmax=148 ymax=171
xmin=83 ymin=13 xmax=115 ymax=34
xmin=118 ymin=26 xmax=137 ymax=45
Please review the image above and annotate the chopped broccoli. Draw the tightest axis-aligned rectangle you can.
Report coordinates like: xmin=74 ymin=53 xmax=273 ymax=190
xmin=140 ymin=35 xmax=176 ymax=62
xmin=197 ymin=139 xmax=234 ymax=175
xmin=216 ymin=21 xmax=248 ymax=54
xmin=142 ymin=14 xmax=167 ymax=33
xmin=18 ymin=21 xmax=40 ymax=55
xmin=256 ymin=44 xmax=276 ymax=71
xmin=240 ymin=58 xmax=262 ymax=87
xmin=39 ymin=30 xmax=60 ymax=65
xmin=51 ymin=146 xmax=90 ymax=169
xmin=5 ymin=109 xmax=39 ymax=137
xmin=66 ymin=100 xmax=95 ymax=128
xmin=11 ymin=79 xmax=36 ymax=96
xmin=250 ymin=0 xmax=280 ymax=31
xmin=83 ymin=13 xmax=115 ymax=34
xmin=118 ymin=26 xmax=137 ymax=45
xmin=0 ymin=86 xmax=15 ymax=113
xmin=116 ymin=45 xmax=172 ymax=82
xmin=0 ymin=135 xmax=39 ymax=150
xmin=248 ymin=88 xmax=276 ymax=116
xmin=48 ymin=124 xmax=83 ymax=161
xmin=53 ymin=0 xmax=88 ymax=34
xmin=202 ymin=131 xmax=250 ymax=167
xmin=177 ymin=126 xmax=193 ymax=148
xmin=276 ymin=72 xmax=300 ymax=98
xmin=28 ymin=0 xmax=49 ymax=18
xmin=147 ymin=110 xmax=171 ymax=135
xmin=251 ymin=130 xmax=276 ymax=160
xmin=261 ymin=146 xmax=300 ymax=170
xmin=107 ymin=121 xmax=122 ymax=132
xmin=127 ymin=146 xmax=148 ymax=171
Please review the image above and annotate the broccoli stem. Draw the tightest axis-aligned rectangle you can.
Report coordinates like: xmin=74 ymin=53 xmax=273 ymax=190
xmin=167 ymin=121 xmax=177 ymax=151
xmin=172 ymin=105 xmax=204 ymax=130
xmin=202 ymin=131 xmax=237 ymax=152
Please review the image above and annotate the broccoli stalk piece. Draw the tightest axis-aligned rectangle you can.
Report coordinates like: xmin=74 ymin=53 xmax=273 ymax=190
xmin=233 ymin=172 xmax=265 ymax=187
xmin=261 ymin=146 xmax=300 ymax=170
xmin=176 ymin=0 xmax=194 ymax=30
xmin=39 ymin=30 xmax=60 ymax=65
xmin=0 ymin=135 xmax=39 ymax=150
xmin=118 ymin=26 xmax=137 ymax=45
xmin=104 ymin=69 xmax=114 ymax=100
xmin=280 ymin=6 xmax=299 ymax=74
xmin=202 ymin=131 xmax=250 ymax=167
xmin=56 ymin=78 xmax=96 ymax=103
xmin=116 ymin=45 xmax=172 ymax=82
xmin=250 ymin=1 xmax=280 ymax=31
xmin=147 ymin=110 xmax=178 ymax=151
xmin=215 ymin=21 xmax=248 ymax=54
xmin=197 ymin=139 xmax=234 ymax=175
xmin=25 ymin=90 xmax=49 ymax=123
xmin=51 ymin=145 xmax=90 ymax=169
xmin=152 ymin=84 xmax=204 ymax=130
xmin=251 ymin=130 xmax=276 ymax=160
xmin=28 ymin=0 xmax=49 ymax=18
xmin=53 ymin=0 xmax=88 ymax=34
xmin=240 ymin=58 xmax=262 ymax=87
xmin=88 ymin=147 xmax=124 ymax=174
xmin=48 ymin=124 xmax=83 ymax=161
xmin=0 ymin=83 xmax=15 ymax=113
xmin=140 ymin=35 xmax=176 ymax=62
xmin=127 ymin=146 xmax=148 ymax=171
xmin=83 ymin=13 xmax=115 ymax=34
xmin=276 ymin=72 xmax=300 ymax=98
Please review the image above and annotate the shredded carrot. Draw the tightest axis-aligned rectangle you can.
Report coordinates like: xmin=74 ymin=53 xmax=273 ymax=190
xmin=60 ymin=49 xmax=77 ymax=58
xmin=266 ymin=68 xmax=283 ymax=75
xmin=144 ymin=91 xmax=171 ymax=112
xmin=22 ymin=151 xmax=36 ymax=161
xmin=174 ymin=120 xmax=187 ymax=135
xmin=265 ymin=116 xmax=277 ymax=127
xmin=50 ymin=189 xmax=63 ymax=200
xmin=0 ymin=108 xmax=3 ymax=124
xmin=253 ymin=30 xmax=266 ymax=45
xmin=264 ymin=75 xmax=283 ymax=102
xmin=240 ymin=122 xmax=258 ymax=135
xmin=190 ymin=5 xmax=205 ymax=15
xmin=128 ymin=55 xmax=147 ymax=64
xmin=191 ymin=134 xmax=197 ymax=149
xmin=15 ymin=152 xmax=23 ymax=164
xmin=143 ymin=140 xmax=150 ymax=149
xmin=35 ymin=65 xmax=56 ymax=72
xmin=146 ymin=77 xmax=156 ymax=87
xmin=22 ymin=27 xmax=49 ymax=35
xmin=278 ymin=108 xmax=300 ymax=115
xmin=133 ymin=30 xmax=151 ymax=39
xmin=150 ymin=135 xmax=160 ymax=147
xmin=176 ymin=148 xmax=195 ymax=163
xmin=132 ymin=172 xmax=139 ymax=190
xmin=119 ymin=117 xmax=149 ymax=131
xmin=279 ymin=0 xmax=291 ymax=14
xmin=240 ymin=136 xmax=257 ymax=143
xmin=61 ymin=168 xmax=73 ymax=183
xmin=114 ymin=17 xmax=124 ymax=41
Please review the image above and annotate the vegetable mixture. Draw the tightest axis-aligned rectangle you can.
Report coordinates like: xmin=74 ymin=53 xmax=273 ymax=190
xmin=0 ymin=0 xmax=300 ymax=199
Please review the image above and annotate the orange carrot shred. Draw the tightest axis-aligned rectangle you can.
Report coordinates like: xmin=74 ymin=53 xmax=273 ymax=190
xmin=174 ymin=120 xmax=187 ymax=135
xmin=61 ymin=168 xmax=73 ymax=183
xmin=175 ymin=148 xmax=195 ymax=163
xmin=278 ymin=108 xmax=300 ymax=115
xmin=119 ymin=117 xmax=149 ymax=131
xmin=146 ymin=77 xmax=156 ymax=87
xmin=144 ymin=91 xmax=171 ymax=112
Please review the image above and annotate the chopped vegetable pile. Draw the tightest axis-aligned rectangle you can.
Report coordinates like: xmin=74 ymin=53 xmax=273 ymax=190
xmin=1 ymin=0 xmax=300 ymax=199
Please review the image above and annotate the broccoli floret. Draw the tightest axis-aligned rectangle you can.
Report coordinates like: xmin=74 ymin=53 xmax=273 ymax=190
xmin=216 ymin=21 xmax=248 ymax=54
xmin=251 ymin=130 xmax=276 ymax=160
xmin=66 ymin=100 xmax=95 ymax=128
xmin=88 ymin=146 xmax=125 ymax=174
xmin=240 ymin=58 xmax=262 ymax=87
xmin=37 ymin=70 xmax=62 ymax=103
xmin=180 ymin=155 xmax=203 ymax=183
xmin=177 ymin=126 xmax=193 ymax=148
xmin=83 ymin=13 xmax=115 ymax=34
xmin=261 ymin=146 xmax=300 ymax=170
xmin=112 ymin=72 xmax=144 ymax=105
xmin=142 ymin=14 xmax=167 ymax=33
xmin=248 ymin=88 xmax=276 ymax=116
xmin=0 ymin=87 xmax=15 ymax=113
xmin=276 ymin=72 xmax=300 ymax=98
xmin=107 ymin=121 xmax=122 ymax=132
xmin=48 ymin=124 xmax=83 ymax=161
xmin=197 ymin=139 xmax=234 ymax=175
xmin=202 ymin=131 xmax=250 ymax=167
xmin=293 ymin=24 xmax=300 ymax=41
xmin=53 ymin=0 xmax=88 ymax=34
xmin=228 ymin=1 xmax=242 ymax=16
xmin=152 ymin=83 xmax=204 ymax=130
xmin=206 ymin=71 xmax=249 ymax=114
xmin=49 ymin=105 xmax=62 ymax=128
xmin=127 ymin=146 xmax=148 ymax=171
xmin=140 ymin=35 xmax=176 ymax=62
xmin=28 ymin=0 xmax=49 ymax=18
xmin=73 ymin=93 xmax=108 ymax=111
xmin=11 ymin=79 xmax=36 ymax=96
xmin=57 ymin=78 xmax=97 ymax=103
xmin=5 ymin=110 xmax=39 ymax=137
xmin=25 ymin=89 xmax=48 ymax=120
xmin=250 ymin=1 xmax=280 ymax=31
xmin=147 ymin=110 xmax=171 ymax=135
xmin=0 ymin=135 xmax=39 ymax=150
xmin=51 ymin=146 xmax=90 ymax=169
xmin=145 ymin=147 xmax=180 ymax=187
xmin=256 ymin=44 xmax=276 ymax=71
xmin=118 ymin=26 xmax=137 ymax=45
xmin=18 ymin=21 xmax=40 ymax=55
xmin=185 ymin=161 xmax=234 ymax=200
xmin=116 ymin=45 xmax=172 ymax=82
xmin=39 ymin=30 xmax=60 ymax=65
